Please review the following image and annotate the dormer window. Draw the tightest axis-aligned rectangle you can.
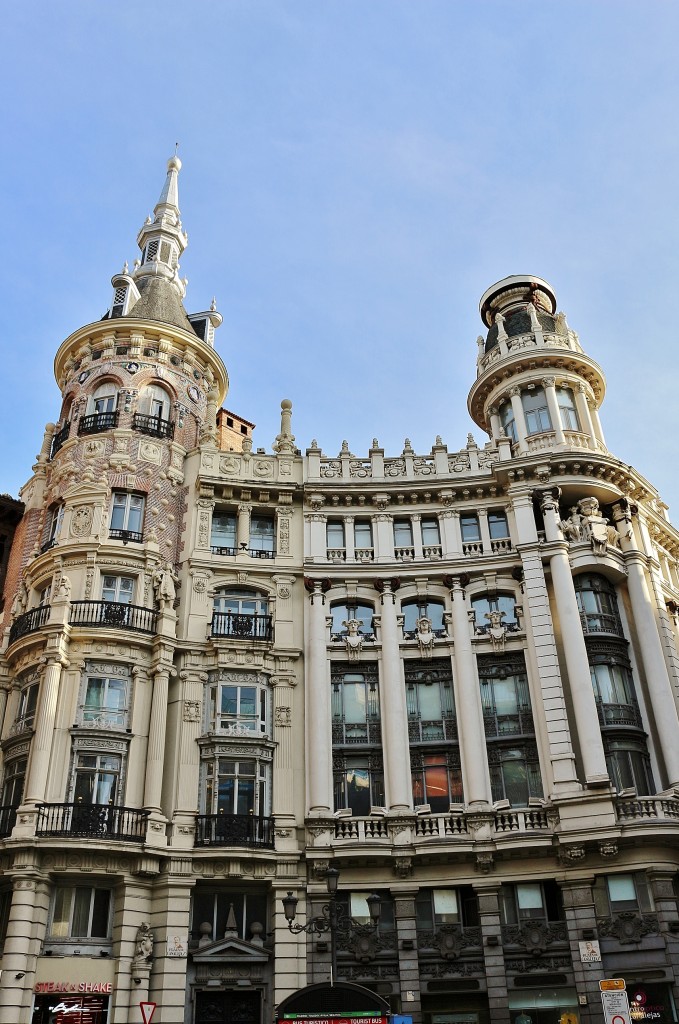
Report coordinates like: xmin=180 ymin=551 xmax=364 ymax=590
xmin=111 ymin=284 xmax=127 ymax=318
xmin=142 ymin=240 xmax=159 ymax=264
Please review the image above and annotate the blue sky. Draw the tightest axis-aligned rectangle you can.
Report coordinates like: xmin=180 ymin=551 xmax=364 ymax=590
xmin=2 ymin=1 xmax=679 ymax=513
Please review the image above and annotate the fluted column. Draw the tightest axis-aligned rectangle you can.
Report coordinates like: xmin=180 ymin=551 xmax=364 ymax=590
xmin=540 ymin=490 xmax=609 ymax=785
xmin=373 ymin=512 xmax=394 ymax=563
xmin=574 ymin=382 xmax=597 ymax=448
xmin=542 ymin=376 xmax=566 ymax=445
xmin=377 ymin=580 xmax=412 ymax=811
xmin=488 ymin=405 xmax=501 ymax=441
xmin=307 ymin=581 xmax=333 ymax=814
xmin=590 ymin=403 xmax=606 ymax=448
xmin=144 ymin=667 xmax=172 ymax=818
xmin=508 ymin=386 xmax=529 ymax=452
xmin=23 ymin=656 xmax=65 ymax=805
xmin=613 ymin=501 xmax=679 ymax=787
xmin=237 ymin=502 xmax=251 ymax=549
xmin=449 ymin=577 xmax=492 ymax=807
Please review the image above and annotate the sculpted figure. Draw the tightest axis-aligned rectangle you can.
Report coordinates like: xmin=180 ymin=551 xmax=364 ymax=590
xmin=485 ymin=608 xmax=507 ymax=652
xmin=153 ymin=563 xmax=178 ymax=606
xmin=11 ymin=580 xmax=28 ymax=618
xmin=416 ymin=616 xmax=436 ymax=658
xmin=134 ymin=922 xmax=154 ymax=961
xmin=343 ymin=619 xmax=364 ymax=661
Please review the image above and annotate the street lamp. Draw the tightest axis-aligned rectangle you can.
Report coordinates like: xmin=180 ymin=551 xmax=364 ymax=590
xmin=282 ymin=868 xmax=381 ymax=985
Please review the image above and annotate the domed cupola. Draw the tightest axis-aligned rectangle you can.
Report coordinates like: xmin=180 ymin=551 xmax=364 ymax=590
xmin=468 ymin=275 xmax=607 ymax=456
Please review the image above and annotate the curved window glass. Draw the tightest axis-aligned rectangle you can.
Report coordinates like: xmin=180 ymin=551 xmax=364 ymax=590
xmin=522 ymin=387 xmax=551 ymax=434
xmin=574 ymin=574 xmax=623 ymax=635
xmin=499 ymin=401 xmax=517 ymax=443
xmin=557 ymin=386 xmax=579 ymax=430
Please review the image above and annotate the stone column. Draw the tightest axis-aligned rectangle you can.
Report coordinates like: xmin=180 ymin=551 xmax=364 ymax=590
xmin=307 ymin=582 xmax=333 ymax=814
xmin=540 ymin=490 xmax=609 ymax=786
xmin=394 ymin=890 xmax=422 ymax=1022
xmin=475 ymin=883 xmax=510 ymax=1024
xmin=343 ymin=515 xmax=356 ymax=562
xmin=542 ymin=376 xmax=566 ymax=444
xmin=508 ymin=386 xmax=529 ymax=453
xmin=373 ymin=512 xmax=394 ymax=563
xmin=110 ymin=878 xmax=153 ymax=1023
xmin=574 ymin=382 xmax=597 ymax=447
xmin=440 ymin=509 xmax=462 ymax=559
xmin=488 ymin=405 xmax=501 ymax=441
xmin=648 ymin=870 xmax=679 ymax=986
xmin=195 ymin=497 xmax=215 ymax=551
xmin=171 ymin=669 xmax=207 ymax=846
xmin=149 ymin=874 xmax=194 ymax=1024
xmin=377 ymin=580 xmax=412 ymax=811
xmin=411 ymin=514 xmax=424 ymax=560
xmin=306 ymin=512 xmax=327 ymax=562
xmin=449 ymin=578 xmax=492 ymax=808
xmin=271 ymin=673 xmax=298 ymax=841
xmin=559 ymin=877 xmax=603 ymax=1023
xmin=0 ymin=873 xmax=50 ymax=1024
xmin=237 ymin=502 xmax=251 ymax=550
xmin=590 ymin=403 xmax=606 ymax=448
xmin=276 ymin=506 xmax=294 ymax=558
xmin=477 ymin=508 xmax=492 ymax=554
xmin=612 ymin=502 xmax=679 ymax=787
xmin=144 ymin=666 xmax=172 ymax=840
xmin=23 ymin=656 xmax=65 ymax=806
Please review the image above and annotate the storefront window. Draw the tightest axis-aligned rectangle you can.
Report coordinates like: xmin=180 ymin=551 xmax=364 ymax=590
xmin=508 ymin=990 xmax=580 ymax=1024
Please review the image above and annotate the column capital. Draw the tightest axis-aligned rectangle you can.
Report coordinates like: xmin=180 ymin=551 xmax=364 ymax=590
xmin=304 ymin=577 xmax=331 ymax=594
xmin=536 ymin=486 xmax=562 ymax=514
xmin=508 ymin=385 xmax=522 ymax=397
xmin=374 ymin=577 xmax=401 ymax=594
xmin=443 ymin=573 xmax=471 ymax=594
xmin=541 ymin=375 xmax=556 ymax=388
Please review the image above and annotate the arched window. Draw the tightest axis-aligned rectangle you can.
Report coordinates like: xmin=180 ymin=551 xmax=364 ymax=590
xmin=471 ymin=593 xmax=518 ymax=630
xmin=211 ymin=588 xmax=271 ymax=640
xmin=574 ymin=574 xmax=623 ymax=635
xmin=79 ymin=381 xmax=119 ymax=436
xmin=330 ymin=602 xmax=375 ymax=636
xmin=402 ymin=599 xmax=445 ymax=638
xmin=133 ymin=384 xmax=175 ymax=439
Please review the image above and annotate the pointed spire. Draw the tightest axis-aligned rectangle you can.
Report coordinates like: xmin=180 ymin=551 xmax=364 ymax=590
xmin=132 ymin=155 xmax=189 ymax=301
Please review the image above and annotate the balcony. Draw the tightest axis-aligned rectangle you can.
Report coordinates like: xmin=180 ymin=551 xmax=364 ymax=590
xmin=211 ymin=545 xmax=238 ymax=557
xmin=483 ymin=709 xmax=535 ymax=738
xmin=50 ymin=421 xmax=71 ymax=458
xmin=211 ymin=611 xmax=273 ymax=641
xmin=132 ymin=413 xmax=175 ymax=439
xmin=615 ymin=795 xmax=679 ymax=823
xmin=194 ymin=813 xmax=275 ymax=848
xmin=408 ymin=715 xmax=457 ymax=743
xmin=596 ymin=700 xmax=644 ymax=730
xmin=332 ymin=718 xmax=382 ymax=745
xmin=209 ymin=546 xmax=276 ymax=559
xmin=109 ymin=528 xmax=143 ymax=544
xmin=78 ymin=410 xmax=119 ymax=435
xmin=579 ymin=610 xmax=624 ymax=637
xmin=8 ymin=605 xmax=50 ymax=645
xmin=69 ymin=601 xmax=158 ymax=634
xmin=36 ymin=803 xmax=149 ymax=842
xmin=0 ymin=806 xmax=17 ymax=838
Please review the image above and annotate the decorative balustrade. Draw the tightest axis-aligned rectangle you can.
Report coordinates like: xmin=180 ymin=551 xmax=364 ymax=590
xmin=490 ymin=537 xmax=512 ymax=554
xmin=195 ymin=813 xmax=275 ymax=848
xmin=462 ymin=540 xmax=484 ymax=557
xmin=477 ymin=330 xmax=583 ymax=376
xmin=494 ymin=807 xmax=556 ymax=833
xmin=354 ymin=547 xmax=374 ymax=562
xmin=211 ymin=545 xmax=238 ymax=556
xmin=483 ymin=709 xmax=535 ymax=739
xmin=596 ymin=700 xmax=643 ymax=730
xmin=36 ymin=803 xmax=148 ymax=842
xmin=332 ymin=718 xmax=381 ymax=745
xmin=615 ymin=796 xmax=679 ymax=823
xmin=394 ymin=546 xmax=415 ymax=562
xmin=327 ymin=547 xmax=346 ymax=563
xmin=8 ymin=605 xmax=50 ymax=645
xmin=415 ymin=813 xmax=468 ymax=838
xmin=334 ymin=818 xmax=390 ymax=841
xmin=579 ymin=610 xmax=624 ymax=636
xmin=423 ymin=544 xmax=442 ymax=560
xmin=70 ymin=601 xmax=158 ymax=635
xmin=408 ymin=715 xmax=457 ymax=743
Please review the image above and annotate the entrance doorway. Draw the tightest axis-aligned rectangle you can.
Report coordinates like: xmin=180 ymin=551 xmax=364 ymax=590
xmin=195 ymin=989 xmax=261 ymax=1024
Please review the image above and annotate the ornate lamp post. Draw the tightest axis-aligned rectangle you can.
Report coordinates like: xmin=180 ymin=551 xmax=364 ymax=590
xmin=282 ymin=867 xmax=382 ymax=985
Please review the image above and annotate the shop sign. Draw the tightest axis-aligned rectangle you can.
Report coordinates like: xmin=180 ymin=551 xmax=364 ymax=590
xmin=34 ymin=982 xmax=113 ymax=994
xmin=281 ymin=1016 xmax=388 ymax=1024
xmin=579 ymin=939 xmax=602 ymax=962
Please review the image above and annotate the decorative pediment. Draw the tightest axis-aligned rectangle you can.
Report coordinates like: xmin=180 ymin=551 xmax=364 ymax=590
xmin=192 ymin=936 xmax=270 ymax=964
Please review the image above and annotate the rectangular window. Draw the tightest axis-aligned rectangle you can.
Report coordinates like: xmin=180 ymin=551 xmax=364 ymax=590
xmin=209 ymin=683 xmax=267 ymax=734
xmin=460 ymin=514 xmax=480 ymax=542
xmin=557 ymin=386 xmax=580 ymax=430
xmin=354 ymin=520 xmax=373 ymax=549
xmin=191 ymin=890 xmax=268 ymax=943
xmin=488 ymin=511 xmax=509 ymax=539
xmin=205 ymin=758 xmax=268 ymax=816
xmin=50 ymin=886 xmax=111 ymax=939
xmin=82 ymin=676 xmax=129 ymax=729
xmin=333 ymin=756 xmax=384 ymax=815
xmin=332 ymin=671 xmax=379 ymax=743
xmin=326 ymin=521 xmax=345 ymax=549
xmin=42 ymin=505 xmax=64 ymax=550
xmin=110 ymin=492 xmax=145 ymax=542
xmin=522 ymin=386 xmax=552 ymax=434
xmin=211 ymin=511 xmax=237 ymax=551
xmin=73 ymin=753 xmax=121 ymax=805
xmin=393 ymin=519 xmax=413 ymax=547
xmin=1 ymin=757 xmax=27 ymax=808
xmin=101 ymin=575 xmax=134 ymax=604
xmin=416 ymin=887 xmax=479 ymax=929
xmin=250 ymin=516 xmax=275 ymax=553
xmin=421 ymin=517 xmax=440 ymax=546
xmin=15 ymin=683 xmax=39 ymax=730
xmin=500 ymin=881 xmax=562 ymax=924
xmin=594 ymin=873 xmax=653 ymax=916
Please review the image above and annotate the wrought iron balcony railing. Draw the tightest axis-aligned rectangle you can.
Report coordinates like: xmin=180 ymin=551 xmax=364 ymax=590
xmin=109 ymin=528 xmax=144 ymax=543
xmin=36 ymin=803 xmax=149 ymax=842
xmin=482 ymin=709 xmax=535 ymax=738
xmin=69 ymin=601 xmax=158 ymax=634
xmin=132 ymin=413 xmax=175 ymax=439
xmin=408 ymin=715 xmax=457 ymax=743
xmin=194 ymin=813 xmax=275 ymax=848
xmin=211 ymin=545 xmax=238 ymax=556
xmin=50 ymin=421 xmax=71 ymax=458
xmin=8 ymin=605 xmax=50 ymax=645
xmin=78 ymin=410 xmax=119 ymax=435
xmin=596 ymin=700 xmax=644 ymax=730
xmin=211 ymin=611 xmax=273 ymax=640
xmin=0 ymin=806 xmax=17 ymax=838
xmin=579 ymin=610 xmax=624 ymax=636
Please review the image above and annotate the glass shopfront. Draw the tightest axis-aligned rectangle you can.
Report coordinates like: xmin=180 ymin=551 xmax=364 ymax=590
xmin=627 ymin=982 xmax=677 ymax=1022
xmin=508 ymin=988 xmax=579 ymax=1024
xmin=32 ymin=992 xmax=109 ymax=1023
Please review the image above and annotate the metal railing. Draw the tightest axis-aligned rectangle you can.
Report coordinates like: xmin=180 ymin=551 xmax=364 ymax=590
xmin=211 ymin=545 xmax=238 ymax=556
xmin=596 ymin=700 xmax=643 ymax=730
xmin=8 ymin=605 xmax=50 ymax=645
xmin=50 ymin=421 xmax=71 ymax=457
xmin=36 ymin=803 xmax=149 ymax=842
xmin=78 ymin=410 xmax=119 ymax=435
xmin=109 ymin=528 xmax=144 ymax=544
xmin=132 ymin=413 xmax=175 ymax=439
xmin=579 ymin=610 xmax=624 ymax=636
xmin=0 ymin=806 xmax=17 ymax=838
xmin=69 ymin=601 xmax=158 ymax=634
xmin=194 ymin=813 xmax=275 ymax=848
xmin=211 ymin=611 xmax=273 ymax=640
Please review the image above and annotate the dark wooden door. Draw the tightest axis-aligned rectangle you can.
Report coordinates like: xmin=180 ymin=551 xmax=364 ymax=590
xmin=195 ymin=989 xmax=261 ymax=1024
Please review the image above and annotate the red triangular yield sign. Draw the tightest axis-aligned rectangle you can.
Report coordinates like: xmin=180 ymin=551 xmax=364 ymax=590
xmin=140 ymin=1003 xmax=156 ymax=1024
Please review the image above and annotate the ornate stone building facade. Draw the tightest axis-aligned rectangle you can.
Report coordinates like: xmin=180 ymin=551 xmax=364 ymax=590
xmin=1 ymin=163 xmax=679 ymax=1024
